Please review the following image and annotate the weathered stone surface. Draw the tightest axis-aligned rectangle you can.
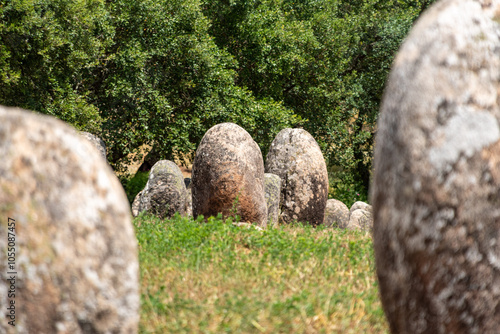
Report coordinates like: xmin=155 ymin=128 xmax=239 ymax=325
xmin=349 ymin=201 xmax=372 ymax=215
xmin=185 ymin=178 xmax=193 ymax=217
xmin=347 ymin=209 xmax=372 ymax=231
xmin=80 ymin=131 xmax=107 ymax=159
xmin=265 ymin=128 xmax=328 ymax=226
xmin=137 ymin=160 xmax=188 ymax=219
xmin=264 ymin=173 xmax=281 ymax=227
xmin=131 ymin=190 xmax=143 ymax=217
xmin=186 ymin=186 xmax=193 ymax=217
xmin=0 ymin=106 xmax=139 ymax=333
xmin=191 ymin=123 xmax=267 ymax=226
xmin=324 ymin=199 xmax=350 ymax=228
xmin=372 ymin=1 xmax=500 ymax=333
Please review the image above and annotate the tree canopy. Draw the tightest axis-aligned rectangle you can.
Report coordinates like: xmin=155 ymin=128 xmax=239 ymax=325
xmin=0 ymin=0 xmax=435 ymax=200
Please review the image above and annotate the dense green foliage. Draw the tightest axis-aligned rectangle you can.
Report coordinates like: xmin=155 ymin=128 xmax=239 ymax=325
xmin=0 ymin=0 xmax=435 ymax=197
xmin=202 ymin=0 xmax=435 ymax=196
xmin=123 ymin=171 xmax=149 ymax=204
xmin=136 ymin=213 xmax=387 ymax=332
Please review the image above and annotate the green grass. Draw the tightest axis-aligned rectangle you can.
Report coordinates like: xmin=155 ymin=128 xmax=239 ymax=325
xmin=135 ymin=214 xmax=388 ymax=333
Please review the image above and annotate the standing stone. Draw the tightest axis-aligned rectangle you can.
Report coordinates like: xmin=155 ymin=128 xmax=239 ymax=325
xmin=185 ymin=185 xmax=193 ymax=218
xmin=264 ymin=173 xmax=281 ymax=227
xmin=185 ymin=188 xmax=193 ymax=217
xmin=324 ymin=199 xmax=350 ymax=228
xmin=372 ymin=1 xmax=500 ymax=333
xmin=191 ymin=123 xmax=267 ymax=226
xmin=0 ymin=106 xmax=139 ymax=334
xmin=138 ymin=160 xmax=188 ymax=219
xmin=184 ymin=178 xmax=193 ymax=217
xmin=349 ymin=201 xmax=372 ymax=215
xmin=265 ymin=128 xmax=328 ymax=226
xmin=80 ymin=131 xmax=107 ymax=159
xmin=131 ymin=190 xmax=143 ymax=217
xmin=347 ymin=209 xmax=373 ymax=231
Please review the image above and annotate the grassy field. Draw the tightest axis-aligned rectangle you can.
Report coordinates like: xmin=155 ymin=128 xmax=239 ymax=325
xmin=135 ymin=214 xmax=388 ymax=333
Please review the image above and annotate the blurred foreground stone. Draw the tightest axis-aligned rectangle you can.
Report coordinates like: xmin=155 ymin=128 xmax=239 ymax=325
xmin=0 ymin=106 xmax=139 ymax=334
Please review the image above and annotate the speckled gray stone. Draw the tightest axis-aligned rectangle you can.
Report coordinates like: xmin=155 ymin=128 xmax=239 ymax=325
xmin=347 ymin=209 xmax=372 ymax=231
xmin=0 ymin=106 xmax=139 ymax=334
xmin=324 ymin=199 xmax=350 ymax=228
xmin=185 ymin=178 xmax=193 ymax=217
xmin=186 ymin=187 xmax=193 ymax=217
xmin=191 ymin=123 xmax=267 ymax=226
xmin=372 ymin=1 xmax=500 ymax=333
xmin=80 ymin=131 xmax=107 ymax=159
xmin=131 ymin=190 xmax=143 ymax=217
xmin=349 ymin=201 xmax=372 ymax=215
xmin=265 ymin=128 xmax=328 ymax=226
xmin=137 ymin=160 xmax=188 ymax=219
xmin=264 ymin=173 xmax=281 ymax=227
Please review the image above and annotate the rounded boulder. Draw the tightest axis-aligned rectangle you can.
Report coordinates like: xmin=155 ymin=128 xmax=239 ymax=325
xmin=191 ymin=123 xmax=267 ymax=226
xmin=80 ymin=131 xmax=107 ymax=159
xmin=372 ymin=1 xmax=500 ymax=332
xmin=137 ymin=160 xmax=188 ymax=219
xmin=347 ymin=209 xmax=373 ymax=232
xmin=131 ymin=190 xmax=143 ymax=217
xmin=0 ymin=106 xmax=139 ymax=333
xmin=265 ymin=128 xmax=328 ymax=225
xmin=349 ymin=201 xmax=372 ymax=215
xmin=324 ymin=199 xmax=350 ymax=228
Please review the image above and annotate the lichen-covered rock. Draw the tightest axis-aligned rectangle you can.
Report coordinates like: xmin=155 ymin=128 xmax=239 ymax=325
xmin=264 ymin=173 xmax=281 ymax=227
xmin=185 ymin=187 xmax=193 ymax=217
xmin=138 ymin=160 xmax=188 ymax=219
xmin=80 ymin=131 xmax=107 ymax=159
xmin=324 ymin=199 xmax=350 ymax=228
xmin=0 ymin=106 xmax=139 ymax=334
xmin=191 ymin=123 xmax=267 ymax=226
xmin=131 ymin=190 xmax=143 ymax=217
xmin=372 ymin=1 xmax=500 ymax=333
xmin=265 ymin=128 xmax=328 ymax=226
xmin=347 ymin=209 xmax=373 ymax=231
xmin=184 ymin=178 xmax=193 ymax=217
xmin=349 ymin=201 xmax=372 ymax=215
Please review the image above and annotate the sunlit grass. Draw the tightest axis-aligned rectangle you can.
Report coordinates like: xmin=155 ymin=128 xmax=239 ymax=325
xmin=135 ymin=214 xmax=388 ymax=333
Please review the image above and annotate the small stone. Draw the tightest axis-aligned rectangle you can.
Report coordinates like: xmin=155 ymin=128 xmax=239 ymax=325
xmin=264 ymin=173 xmax=281 ymax=227
xmin=185 ymin=186 xmax=193 ymax=217
xmin=324 ymin=199 xmax=350 ymax=228
xmin=349 ymin=201 xmax=372 ymax=214
xmin=138 ymin=160 xmax=188 ymax=219
xmin=347 ymin=209 xmax=373 ymax=231
xmin=131 ymin=190 xmax=143 ymax=217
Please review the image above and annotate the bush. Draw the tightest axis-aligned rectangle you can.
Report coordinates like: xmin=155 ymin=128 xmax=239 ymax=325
xmin=122 ymin=171 xmax=149 ymax=204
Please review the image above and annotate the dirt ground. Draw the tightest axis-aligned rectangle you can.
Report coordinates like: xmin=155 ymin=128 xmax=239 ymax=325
xmin=120 ymin=144 xmax=193 ymax=178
